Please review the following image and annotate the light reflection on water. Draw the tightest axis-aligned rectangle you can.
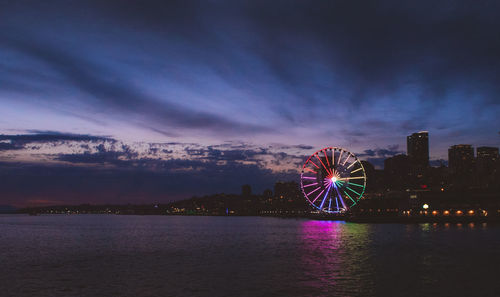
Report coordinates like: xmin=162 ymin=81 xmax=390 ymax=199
xmin=299 ymin=220 xmax=374 ymax=296
xmin=1 ymin=215 xmax=500 ymax=297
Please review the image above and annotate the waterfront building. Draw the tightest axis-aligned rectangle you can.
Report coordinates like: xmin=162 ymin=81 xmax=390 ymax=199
xmin=384 ymin=154 xmax=410 ymax=190
xmin=448 ymin=144 xmax=474 ymax=187
xmin=407 ymin=131 xmax=429 ymax=173
xmin=476 ymin=146 xmax=499 ymax=188
xmin=407 ymin=131 xmax=429 ymax=188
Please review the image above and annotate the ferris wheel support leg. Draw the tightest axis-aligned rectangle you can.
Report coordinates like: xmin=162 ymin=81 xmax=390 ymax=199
xmin=333 ymin=182 xmax=348 ymax=211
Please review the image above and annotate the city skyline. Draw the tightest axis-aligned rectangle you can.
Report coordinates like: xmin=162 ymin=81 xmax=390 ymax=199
xmin=1 ymin=0 xmax=500 ymax=206
xmin=1 ymin=129 xmax=497 ymax=207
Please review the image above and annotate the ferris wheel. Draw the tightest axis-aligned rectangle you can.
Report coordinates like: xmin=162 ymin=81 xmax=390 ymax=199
xmin=300 ymin=147 xmax=366 ymax=213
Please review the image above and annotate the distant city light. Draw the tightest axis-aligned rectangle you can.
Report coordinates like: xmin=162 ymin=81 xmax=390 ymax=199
xmin=422 ymin=204 xmax=429 ymax=209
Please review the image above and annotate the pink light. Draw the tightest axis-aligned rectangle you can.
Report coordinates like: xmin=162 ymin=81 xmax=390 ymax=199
xmin=312 ymin=186 xmax=328 ymax=203
xmin=307 ymin=186 xmax=322 ymax=196
xmin=303 ymin=182 xmax=319 ymax=188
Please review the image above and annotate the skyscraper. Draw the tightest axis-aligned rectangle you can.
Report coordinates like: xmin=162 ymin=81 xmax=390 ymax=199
xmin=407 ymin=131 xmax=429 ymax=171
xmin=477 ymin=146 xmax=499 ymax=161
xmin=384 ymin=154 xmax=410 ymax=189
xmin=476 ymin=146 xmax=499 ymax=188
xmin=448 ymin=144 xmax=474 ymax=186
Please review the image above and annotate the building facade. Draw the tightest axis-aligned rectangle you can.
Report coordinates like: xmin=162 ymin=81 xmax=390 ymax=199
xmin=448 ymin=144 xmax=474 ymax=187
xmin=407 ymin=131 xmax=429 ymax=171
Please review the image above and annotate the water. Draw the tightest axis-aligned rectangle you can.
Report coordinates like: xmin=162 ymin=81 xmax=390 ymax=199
xmin=1 ymin=215 xmax=499 ymax=297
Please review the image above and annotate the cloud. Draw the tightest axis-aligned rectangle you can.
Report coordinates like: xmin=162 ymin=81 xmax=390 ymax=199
xmin=0 ymin=131 xmax=112 ymax=151
xmin=0 ymin=131 xmax=112 ymax=143
xmin=1 ymin=35 xmax=272 ymax=137
xmin=357 ymin=146 xmax=404 ymax=158
xmin=356 ymin=145 xmax=405 ymax=168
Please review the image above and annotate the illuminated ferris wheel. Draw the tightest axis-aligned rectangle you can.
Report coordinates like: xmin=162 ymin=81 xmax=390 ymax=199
xmin=300 ymin=147 xmax=366 ymax=213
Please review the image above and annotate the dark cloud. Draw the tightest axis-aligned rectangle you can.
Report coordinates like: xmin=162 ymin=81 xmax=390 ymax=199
xmin=0 ymin=131 xmax=112 ymax=151
xmin=357 ymin=146 xmax=403 ymax=158
xmin=0 ymin=131 xmax=112 ymax=143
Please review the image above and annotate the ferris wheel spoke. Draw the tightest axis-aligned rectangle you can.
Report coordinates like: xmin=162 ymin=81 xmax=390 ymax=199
xmin=338 ymin=176 xmax=365 ymax=181
xmin=311 ymin=186 xmax=328 ymax=203
xmin=350 ymin=167 xmax=362 ymax=174
xmin=337 ymin=150 xmax=343 ymax=165
xmin=303 ymin=168 xmax=317 ymax=174
xmin=343 ymin=191 xmax=357 ymax=205
xmin=323 ymin=150 xmax=331 ymax=168
xmin=319 ymin=184 xmax=332 ymax=209
xmin=308 ymin=159 xmax=320 ymax=169
xmin=331 ymin=149 xmax=335 ymax=168
xmin=333 ymin=183 xmax=347 ymax=210
xmin=307 ymin=185 xmax=322 ymax=196
xmin=346 ymin=161 xmax=357 ymax=170
xmin=303 ymin=182 xmax=319 ymax=188
xmin=315 ymin=154 xmax=332 ymax=175
xmin=342 ymin=154 xmax=351 ymax=166
xmin=346 ymin=186 xmax=361 ymax=196
xmin=302 ymin=176 xmax=317 ymax=180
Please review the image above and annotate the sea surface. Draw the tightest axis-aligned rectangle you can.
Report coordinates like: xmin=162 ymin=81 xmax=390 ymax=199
xmin=1 ymin=215 xmax=500 ymax=297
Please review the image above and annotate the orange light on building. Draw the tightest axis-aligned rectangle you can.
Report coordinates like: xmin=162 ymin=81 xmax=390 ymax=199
xmin=468 ymin=210 xmax=475 ymax=215
xmin=443 ymin=210 xmax=450 ymax=216
xmin=456 ymin=210 xmax=463 ymax=216
xmin=432 ymin=210 xmax=438 ymax=216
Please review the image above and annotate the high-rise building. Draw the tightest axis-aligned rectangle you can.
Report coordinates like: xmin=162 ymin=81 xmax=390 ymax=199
xmin=476 ymin=146 xmax=499 ymax=188
xmin=384 ymin=154 xmax=410 ymax=189
xmin=407 ymin=131 xmax=429 ymax=171
xmin=448 ymin=144 xmax=474 ymax=186
xmin=477 ymin=146 xmax=499 ymax=161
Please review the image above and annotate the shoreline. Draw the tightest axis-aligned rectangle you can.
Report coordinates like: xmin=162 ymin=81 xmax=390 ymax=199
xmin=7 ymin=212 xmax=500 ymax=224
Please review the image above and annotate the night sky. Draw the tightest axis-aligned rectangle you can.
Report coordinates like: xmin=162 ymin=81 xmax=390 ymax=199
xmin=1 ymin=0 xmax=499 ymax=206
